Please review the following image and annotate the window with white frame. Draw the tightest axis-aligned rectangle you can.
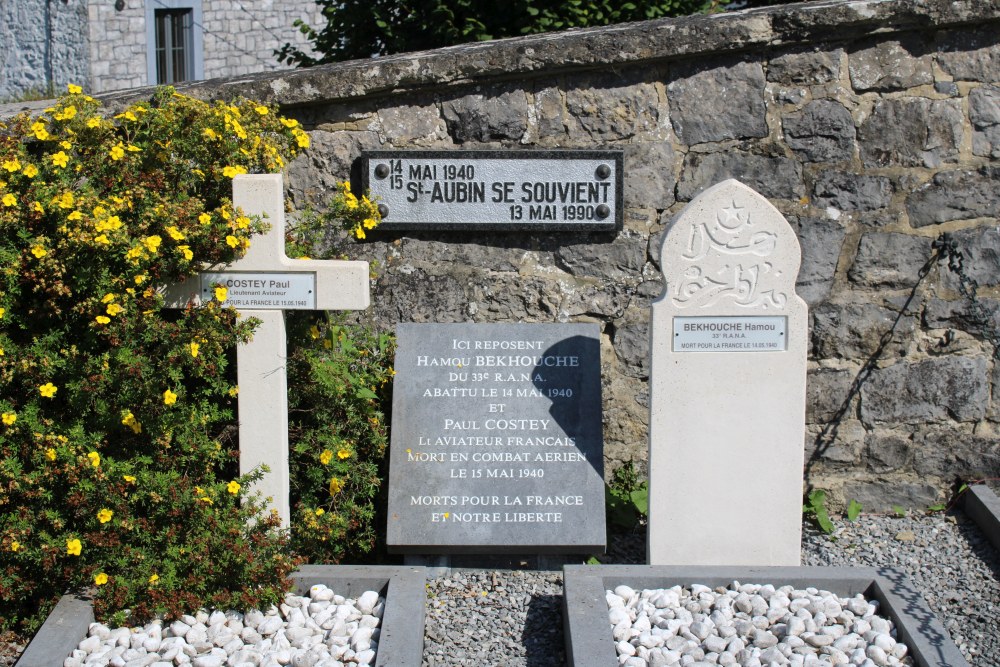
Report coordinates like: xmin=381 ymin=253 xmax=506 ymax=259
xmin=146 ymin=0 xmax=204 ymax=85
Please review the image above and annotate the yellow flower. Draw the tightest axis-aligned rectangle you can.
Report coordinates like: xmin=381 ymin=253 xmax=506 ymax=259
xmin=86 ymin=118 xmax=101 ymax=129
xmin=94 ymin=572 xmax=108 ymax=586
xmin=214 ymin=286 xmax=228 ymax=302
xmin=228 ymin=386 xmax=239 ymax=397
xmin=225 ymin=235 xmax=239 ymax=248
xmin=142 ymin=235 xmax=161 ymax=252
xmin=165 ymin=225 xmax=184 ymax=240
xmin=163 ymin=389 xmax=177 ymax=405
xmin=235 ymin=215 xmax=250 ymax=229
xmin=203 ymin=128 xmax=218 ymax=140
xmin=227 ymin=480 xmax=240 ymax=495
xmin=97 ymin=508 xmax=113 ymax=523
xmin=45 ymin=448 xmax=56 ymax=460
xmin=95 ymin=315 xmax=110 ymax=324
xmin=121 ymin=411 xmax=142 ymax=434
xmin=222 ymin=165 xmax=247 ymax=178
xmin=66 ymin=538 xmax=82 ymax=556
xmin=102 ymin=293 xmax=116 ymax=303
xmin=293 ymin=129 xmax=310 ymax=149
xmin=67 ymin=83 xmax=82 ymax=94
xmin=10 ymin=540 xmax=22 ymax=552
xmin=67 ymin=210 xmax=83 ymax=221
xmin=22 ymin=163 xmax=38 ymax=178
xmin=51 ymin=151 xmax=69 ymax=168
xmin=148 ymin=573 xmax=159 ymax=584
xmin=198 ymin=212 xmax=211 ymax=225
xmin=337 ymin=448 xmax=351 ymax=460
xmin=106 ymin=303 xmax=123 ymax=316
xmin=94 ymin=234 xmax=110 ymax=245
xmin=2 ymin=413 xmax=16 ymax=426
xmin=109 ymin=144 xmax=125 ymax=161
xmin=31 ymin=122 xmax=49 ymax=140
xmin=57 ymin=105 xmax=77 ymax=120
xmin=32 ymin=201 xmax=43 ymax=213
xmin=255 ymin=105 xmax=269 ymax=115
xmin=57 ymin=192 xmax=74 ymax=209
xmin=328 ymin=477 xmax=343 ymax=496
xmin=87 ymin=451 xmax=100 ymax=467
xmin=189 ymin=341 xmax=200 ymax=357
xmin=127 ymin=144 xmax=141 ymax=153
xmin=353 ymin=226 xmax=366 ymax=240
xmin=363 ymin=217 xmax=378 ymax=230
xmin=319 ymin=449 xmax=333 ymax=465
xmin=178 ymin=245 xmax=193 ymax=260
xmin=123 ymin=475 xmax=136 ymax=484
xmin=2 ymin=193 xmax=15 ymax=207
xmin=0 ymin=307 xmax=4 ymax=318
xmin=30 ymin=245 xmax=46 ymax=258
xmin=315 ymin=508 xmax=325 ymax=516
xmin=39 ymin=382 xmax=57 ymax=398
xmin=280 ymin=117 xmax=299 ymax=128
xmin=2 ymin=158 xmax=21 ymax=172
xmin=60 ymin=140 xmax=72 ymax=150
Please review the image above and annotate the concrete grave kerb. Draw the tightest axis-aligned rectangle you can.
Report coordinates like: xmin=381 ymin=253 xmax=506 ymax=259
xmin=165 ymin=173 xmax=370 ymax=526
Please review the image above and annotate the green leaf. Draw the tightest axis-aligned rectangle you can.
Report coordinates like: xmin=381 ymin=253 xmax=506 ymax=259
xmin=891 ymin=504 xmax=907 ymax=517
xmin=927 ymin=503 xmax=946 ymax=512
xmin=630 ymin=487 xmax=649 ymax=516
xmin=586 ymin=556 xmax=601 ymax=565
xmin=846 ymin=499 xmax=862 ymax=522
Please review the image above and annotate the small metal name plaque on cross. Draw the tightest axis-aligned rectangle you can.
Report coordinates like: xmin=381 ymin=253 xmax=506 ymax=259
xmin=364 ymin=150 xmax=623 ymax=231
xmin=200 ymin=272 xmax=317 ymax=310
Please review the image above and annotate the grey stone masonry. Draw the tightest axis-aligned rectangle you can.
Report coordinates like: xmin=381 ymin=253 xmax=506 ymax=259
xmin=21 ymin=0 xmax=999 ymax=510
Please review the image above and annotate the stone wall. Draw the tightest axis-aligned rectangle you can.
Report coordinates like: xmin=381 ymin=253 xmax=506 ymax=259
xmin=0 ymin=0 xmax=90 ymax=99
xmin=91 ymin=0 xmax=1000 ymax=508
xmin=0 ymin=0 xmax=321 ymax=99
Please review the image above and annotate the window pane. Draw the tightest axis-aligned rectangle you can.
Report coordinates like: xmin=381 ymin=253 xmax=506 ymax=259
xmin=154 ymin=9 xmax=193 ymax=84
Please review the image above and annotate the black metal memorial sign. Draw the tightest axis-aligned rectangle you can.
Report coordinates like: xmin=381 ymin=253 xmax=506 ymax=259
xmin=364 ymin=150 xmax=623 ymax=231
xmin=387 ymin=323 xmax=606 ymax=554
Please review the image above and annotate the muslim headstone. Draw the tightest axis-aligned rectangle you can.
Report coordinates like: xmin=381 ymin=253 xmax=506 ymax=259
xmin=648 ymin=179 xmax=808 ymax=566
xmin=387 ymin=322 xmax=605 ymax=554
xmin=164 ymin=174 xmax=370 ymax=526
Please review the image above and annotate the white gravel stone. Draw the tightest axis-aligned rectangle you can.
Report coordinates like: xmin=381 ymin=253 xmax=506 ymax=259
xmin=607 ymin=583 xmax=914 ymax=667
xmin=65 ymin=588 xmax=384 ymax=667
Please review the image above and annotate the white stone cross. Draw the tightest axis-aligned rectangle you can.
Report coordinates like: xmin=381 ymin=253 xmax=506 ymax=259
xmin=164 ymin=174 xmax=370 ymax=526
xmin=647 ymin=179 xmax=808 ymax=566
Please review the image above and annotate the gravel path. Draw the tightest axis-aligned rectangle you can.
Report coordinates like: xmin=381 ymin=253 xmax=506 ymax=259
xmin=422 ymin=511 xmax=1000 ymax=667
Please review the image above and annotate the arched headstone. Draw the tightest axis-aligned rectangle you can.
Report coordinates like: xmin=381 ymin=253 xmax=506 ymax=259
xmin=648 ymin=179 xmax=808 ymax=565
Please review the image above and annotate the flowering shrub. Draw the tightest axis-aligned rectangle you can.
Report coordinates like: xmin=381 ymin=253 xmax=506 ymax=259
xmin=282 ymin=186 xmax=392 ymax=563
xmin=0 ymin=87 xmax=311 ymax=633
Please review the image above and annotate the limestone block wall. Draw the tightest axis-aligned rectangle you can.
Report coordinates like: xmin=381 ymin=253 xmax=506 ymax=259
xmin=0 ymin=0 xmax=90 ymax=99
xmin=93 ymin=0 xmax=1000 ymax=508
xmin=1 ymin=0 xmax=321 ymax=98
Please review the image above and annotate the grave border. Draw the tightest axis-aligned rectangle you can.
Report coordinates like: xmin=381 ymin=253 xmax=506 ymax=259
xmin=562 ymin=564 xmax=969 ymax=667
xmin=15 ymin=565 xmax=427 ymax=667
xmin=963 ymin=484 xmax=1000 ymax=555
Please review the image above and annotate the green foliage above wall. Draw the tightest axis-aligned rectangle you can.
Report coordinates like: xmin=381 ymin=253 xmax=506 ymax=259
xmin=277 ymin=0 xmax=715 ymax=66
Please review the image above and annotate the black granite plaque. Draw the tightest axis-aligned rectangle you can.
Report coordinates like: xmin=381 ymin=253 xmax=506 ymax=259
xmin=363 ymin=150 xmax=623 ymax=231
xmin=387 ymin=323 xmax=606 ymax=554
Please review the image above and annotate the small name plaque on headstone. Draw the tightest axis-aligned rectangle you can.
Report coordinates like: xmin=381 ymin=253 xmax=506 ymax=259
xmin=387 ymin=323 xmax=605 ymax=554
xmin=364 ymin=150 xmax=623 ymax=231
xmin=199 ymin=272 xmax=317 ymax=310
xmin=673 ymin=316 xmax=787 ymax=352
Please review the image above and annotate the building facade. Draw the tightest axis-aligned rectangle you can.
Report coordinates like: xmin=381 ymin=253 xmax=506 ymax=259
xmin=0 ymin=0 xmax=321 ymax=99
